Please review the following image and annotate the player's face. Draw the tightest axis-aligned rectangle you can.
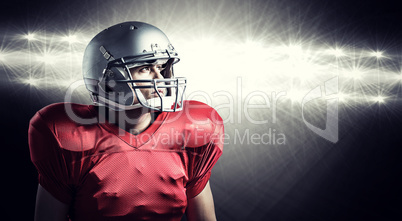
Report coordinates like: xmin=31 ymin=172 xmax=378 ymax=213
xmin=129 ymin=63 xmax=167 ymax=100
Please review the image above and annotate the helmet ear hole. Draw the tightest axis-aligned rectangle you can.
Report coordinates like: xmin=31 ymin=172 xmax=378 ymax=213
xmin=97 ymin=68 xmax=135 ymax=105
xmin=104 ymin=84 xmax=113 ymax=93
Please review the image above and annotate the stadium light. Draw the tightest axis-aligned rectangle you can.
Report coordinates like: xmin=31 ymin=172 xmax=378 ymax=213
xmin=62 ymin=35 xmax=79 ymax=44
xmin=328 ymin=48 xmax=345 ymax=57
xmin=370 ymin=51 xmax=384 ymax=59
xmin=25 ymin=33 xmax=36 ymax=41
xmin=372 ymin=95 xmax=386 ymax=103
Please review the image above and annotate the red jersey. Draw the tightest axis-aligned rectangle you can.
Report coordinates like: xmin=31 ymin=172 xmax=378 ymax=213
xmin=28 ymin=100 xmax=224 ymax=221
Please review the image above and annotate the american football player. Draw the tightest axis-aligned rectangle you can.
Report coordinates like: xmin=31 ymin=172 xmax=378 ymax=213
xmin=29 ymin=21 xmax=224 ymax=221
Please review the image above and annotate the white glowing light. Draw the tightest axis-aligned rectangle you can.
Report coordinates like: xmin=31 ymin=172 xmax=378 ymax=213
xmin=372 ymin=95 xmax=387 ymax=103
xmin=370 ymin=51 xmax=383 ymax=59
xmin=0 ymin=28 xmax=400 ymax=113
xmin=394 ymin=74 xmax=402 ymax=81
xmin=291 ymin=60 xmax=320 ymax=80
xmin=241 ymin=41 xmax=264 ymax=54
xmin=285 ymin=44 xmax=303 ymax=57
xmin=36 ymin=54 xmax=57 ymax=64
xmin=23 ymin=77 xmax=40 ymax=86
xmin=337 ymin=92 xmax=350 ymax=102
xmin=328 ymin=48 xmax=345 ymax=57
xmin=348 ymin=69 xmax=364 ymax=80
xmin=62 ymin=35 xmax=78 ymax=44
xmin=285 ymin=88 xmax=308 ymax=103
xmin=25 ymin=33 xmax=36 ymax=41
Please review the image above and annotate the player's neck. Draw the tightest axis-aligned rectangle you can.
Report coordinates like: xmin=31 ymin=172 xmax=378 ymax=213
xmin=126 ymin=111 xmax=152 ymax=135
xmin=106 ymin=107 xmax=154 ymax=135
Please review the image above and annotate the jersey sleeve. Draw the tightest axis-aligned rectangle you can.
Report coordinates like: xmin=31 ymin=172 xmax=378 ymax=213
xmin=185 ymin=104 xmax=224 ymax=198
xmin=28 ymin=108 xmax=75 ymax=204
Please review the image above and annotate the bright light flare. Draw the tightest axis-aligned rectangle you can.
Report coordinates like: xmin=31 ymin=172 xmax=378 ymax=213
xmin=370 ymin=51 xmax=384 ymax=59
xmin=0 ymin=28 xmax=400 ymax=112
xmin=372 ymin=95 xmax=387 ymax=103
xmin=285 ymin=88 xmax=310 ymax=103
xmin=36 ymin=54 xmax=58 ymax=64
xmin=394 ymin=74 xmax=402 ymax=81
xmin=285 ymin=44 xmax=303 ymax=58
xmin=22 ymin=77 xmax=40 ymax=86
xmin=328 ymin=48 xmax=345 ymax=57
xmin=337 ymin=92 xmax=350 ymax=102
xmin=25 ymin=33 xmax=36 ymax=41
xmin=62 ymin=35 xmax=79 ymax=44
xmin=347 ymin=69 xmax=364 ymax=80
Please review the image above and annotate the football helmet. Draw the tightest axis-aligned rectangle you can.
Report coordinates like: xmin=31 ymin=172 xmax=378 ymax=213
xmin=82 ymin=21 xmax=186 ymax=112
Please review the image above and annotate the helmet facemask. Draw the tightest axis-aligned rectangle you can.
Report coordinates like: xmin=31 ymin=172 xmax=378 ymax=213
xmin=96 ymin=56 xmax=186 ymax=112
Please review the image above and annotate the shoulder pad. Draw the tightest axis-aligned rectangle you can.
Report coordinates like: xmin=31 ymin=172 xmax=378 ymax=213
xmin=169 ymin=100 xmax=224 ymax=148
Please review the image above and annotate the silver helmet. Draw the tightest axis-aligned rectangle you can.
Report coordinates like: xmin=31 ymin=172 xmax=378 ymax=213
xmin=82 ymin=21 xmax=186 ymax=111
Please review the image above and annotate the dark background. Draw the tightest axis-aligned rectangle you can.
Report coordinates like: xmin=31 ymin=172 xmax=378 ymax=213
xmin=1 ymin=0 xmax=402 ymax=220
